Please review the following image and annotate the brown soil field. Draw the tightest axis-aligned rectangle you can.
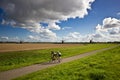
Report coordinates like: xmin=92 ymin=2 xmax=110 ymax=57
xmin=0 ymin=43 xmax=82 ymax=52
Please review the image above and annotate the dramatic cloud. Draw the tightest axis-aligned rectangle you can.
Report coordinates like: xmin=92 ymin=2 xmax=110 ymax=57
xmin=94 ymin=17 xmax=120 ymax=42
xmin=96 ymin=17 xmax=120 ymax=33
xmin=96 ymin=17 xmax=120 ymax=29
xmin=0 ymin=0 xmax=95 ymax=22
xmin=0 ymin=0 xmax=95 ymax=41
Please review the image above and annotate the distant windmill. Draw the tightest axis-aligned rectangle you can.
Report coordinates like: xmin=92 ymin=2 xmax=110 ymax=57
xmin=61 ymin=37 xmax=66 ymax=44
xmin=61 ymin=40 xmax=64 ymax=44
xmin=90 ymin=38 xmax=93 ymax=43
xmin=20 ymin=40 xmax=23 ymax=44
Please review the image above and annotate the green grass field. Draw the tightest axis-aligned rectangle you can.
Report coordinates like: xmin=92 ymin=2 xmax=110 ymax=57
xmin=14 ymin=45 xmax=120 ymax=80
xmin=0 ymin=44 xmax=116 ymax=71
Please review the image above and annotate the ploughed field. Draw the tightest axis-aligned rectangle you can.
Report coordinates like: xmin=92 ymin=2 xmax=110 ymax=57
xmin=0 ymin=43 xmax=83 ymax=52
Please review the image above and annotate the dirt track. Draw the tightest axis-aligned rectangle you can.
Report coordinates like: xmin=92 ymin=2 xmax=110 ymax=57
xmin=0 ymin=43 xmax=82 ymax=52
xmin=0 ymin=45 xmax=119 ymax=80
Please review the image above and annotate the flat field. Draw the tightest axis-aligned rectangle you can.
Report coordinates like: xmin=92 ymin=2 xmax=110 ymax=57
xmin=0 ymin=44 xmax=116 ymax=72
xmin=14 ymin=45 xmax=120 ymax=80
xmin=0 ymin=43 xmax=83 ymax=52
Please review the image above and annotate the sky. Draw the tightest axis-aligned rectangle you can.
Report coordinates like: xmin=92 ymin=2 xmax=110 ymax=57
xmin=0 ymin=0 xmax=120 ymax=42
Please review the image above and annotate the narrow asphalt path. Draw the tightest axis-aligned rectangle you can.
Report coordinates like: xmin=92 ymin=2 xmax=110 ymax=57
xmin=0 ymin=45 xmax=119 ymax=80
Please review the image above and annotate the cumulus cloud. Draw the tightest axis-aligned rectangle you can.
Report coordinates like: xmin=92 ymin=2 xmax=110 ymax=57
xmin=47 ymin=22 xmax=61 ymax=30
xmin=108 ymin=27 xmax=120 ymax=35
xmin=0 ymin=0 xmax=95 ymax=41
xmin=63 ymin=32 xmax=91 ymax=42
xmin=96 ymin=17 xmax=120 ymax=33
xmin=94 ymin=17 xmax=120 ymax=42
xmin=0 ymin=0 xmax=94 ymax=22
xmin=99 ymin=17 xmax=120 ymax=29
xmin=62 ymin=17 xmax=120 ymax=42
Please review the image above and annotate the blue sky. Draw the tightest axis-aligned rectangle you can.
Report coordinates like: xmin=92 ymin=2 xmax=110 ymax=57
xmin=0 ymin=0 xmax=120 ymax=42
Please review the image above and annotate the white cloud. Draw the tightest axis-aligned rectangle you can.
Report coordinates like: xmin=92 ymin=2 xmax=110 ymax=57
xmin=62 ymin=18 xmax=120 ymax=42
xmin=0 ymin=0 xmax=95 ymax=42
xmin=102 ymin=17 xmax=120 ymax=29
xmin=62 ymin=27 xmax=72 ymax=30
xmin=47 ymin=22 xmax=61 ymax=30
xmin=96 ymin=17 xmax=120 ymax=33
xmin=93 ymin=33 xmax=103 ymax=38
xmin=27 ymin=34 xmax=57 ymax=42
xmin=68 ymin=32 xmax=81 ymax=39
xmin=63 ymin=32 xmax=91 ymax=42
xmin=28 ymin=35 xmax=40 ymax=41
xmin=0 ymin=36 xmax=20 ymax=42
xmin=108 ymin=27 xmax=120 ymax=35
xmin=28 ymin=35 xmax=37 ymax=40
xmin=0 ymin=36 xmax=9 ymax=40
xmin=94 ymin=17 xmax=120 ymax=42
xmin=95 ymin=24 xmax=103 ymax=31
xmin=117 ymin=12 xmax=120 ymax=16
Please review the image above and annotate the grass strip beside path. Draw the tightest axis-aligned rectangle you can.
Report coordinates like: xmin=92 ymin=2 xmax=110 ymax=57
xmin=14 ymin=45 xmax=120 ymax=80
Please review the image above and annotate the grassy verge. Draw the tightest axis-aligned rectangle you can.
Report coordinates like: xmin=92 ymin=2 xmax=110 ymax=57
xmin=14 ymin=45 xmax=120 ymax=80
xmin=0 ymin=44 xmax=116 ymax=71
